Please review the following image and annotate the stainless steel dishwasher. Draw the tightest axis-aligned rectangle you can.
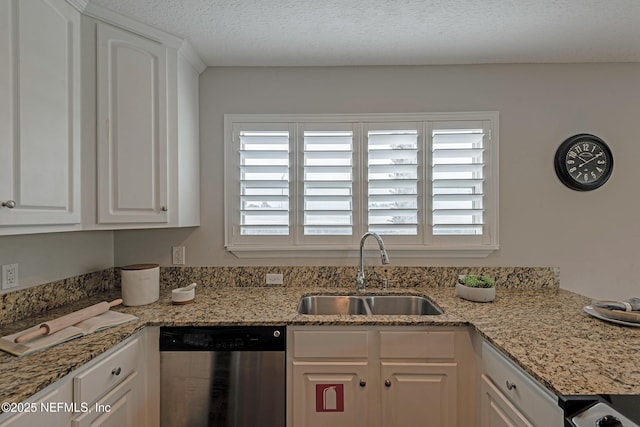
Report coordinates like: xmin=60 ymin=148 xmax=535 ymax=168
xmin=159 ymin=326 xmax=285 ymax=427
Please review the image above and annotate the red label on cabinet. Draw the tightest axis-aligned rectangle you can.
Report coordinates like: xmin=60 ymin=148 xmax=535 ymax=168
xmin=315 ymin=384 xmax=344 ymax=412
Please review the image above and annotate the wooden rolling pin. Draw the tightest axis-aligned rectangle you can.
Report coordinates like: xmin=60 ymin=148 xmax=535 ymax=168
xmin=14 ymin=299 xmax=123 ymax=344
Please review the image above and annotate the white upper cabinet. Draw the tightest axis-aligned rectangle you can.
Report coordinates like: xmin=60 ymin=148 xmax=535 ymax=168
xmin=0 ymin=0 xmax=81 ymax=232
xmin=96 ymin=23 xmax=169 ymax=224
xmin=0 ymin=0 xmax=202 ymax=235
xmin=88 ymin=16 xmax=201 ymax=228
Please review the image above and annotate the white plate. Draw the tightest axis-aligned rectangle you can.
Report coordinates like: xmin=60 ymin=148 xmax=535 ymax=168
xmin=584 ymin=305 xmax=640 ymax=328
xmin=591 ymin=301 xmax=640 ymax=323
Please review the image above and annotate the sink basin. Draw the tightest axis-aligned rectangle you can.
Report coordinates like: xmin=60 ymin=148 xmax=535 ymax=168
xmin=297 ymin=295 xmax=370 ymax=315
xmin=364 ymin=295 xmax=442 ymax=315
xmin=297 ymin=295 xmax=442 ymax=316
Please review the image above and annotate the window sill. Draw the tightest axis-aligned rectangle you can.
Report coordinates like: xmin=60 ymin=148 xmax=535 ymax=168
xmin=225 ymin=245 xmax=498 ymax=259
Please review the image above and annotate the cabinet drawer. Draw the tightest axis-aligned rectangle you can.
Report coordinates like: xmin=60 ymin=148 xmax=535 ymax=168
xmin=72 ymin=372 xmax=139 ymax=427
xmin=482 ymin=342 xmax=562 ymax=426
xmin=380 ymin=331 xmax=454 ymax=359
xmin=73 ymin=338 xmax=140 ymax=405
xmin=293 ymin=331 xmax=369 ymax=358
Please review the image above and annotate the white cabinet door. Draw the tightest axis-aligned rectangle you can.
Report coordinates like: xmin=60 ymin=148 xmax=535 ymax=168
xmin=0 ymin=383 xmax=73 ymax=427
xmin=0 ymin=0 xmax=81 ymax=228
xmin=96 ymin=22 xmax=168 ymax=224
xmin=480 ymin=375 xmax=533 ymax=427
xmin=380 ymin=362 xmax=458 ymax=427
xmin=482 ymin=342 xmax=563 ymax=427
xmin=291 ymin=361 xmax=369 ymax=427
xmin=288 ymin=327 xmax=469 ymax=427
xmin=71 ymin=372 xmax=143 ymax=427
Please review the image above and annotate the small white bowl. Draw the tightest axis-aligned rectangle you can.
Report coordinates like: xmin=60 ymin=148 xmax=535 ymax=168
xmin=456 ymin=276 xmax=495 ymax=303
xmin=172 ymin=283 xmax=197 ymax=305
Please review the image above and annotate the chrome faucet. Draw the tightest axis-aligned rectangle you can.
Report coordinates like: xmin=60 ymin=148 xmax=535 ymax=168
xmin=356 ymin=232 xmax=390 ymax=292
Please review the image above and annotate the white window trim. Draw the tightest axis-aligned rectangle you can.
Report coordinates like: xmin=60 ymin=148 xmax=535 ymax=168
xmin=224 ymin=112 xmax=499 ymax=259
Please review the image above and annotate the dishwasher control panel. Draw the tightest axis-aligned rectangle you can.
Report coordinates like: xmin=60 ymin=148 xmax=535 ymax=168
xmin=159 ymin=326 xmax=286 ymax=352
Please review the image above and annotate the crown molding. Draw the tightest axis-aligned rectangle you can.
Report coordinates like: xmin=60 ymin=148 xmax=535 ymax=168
xmin=82 ymin=2 xmax=183 ymax=48
xmin=65 ymin=0 xmax=88 ymax=12
xmin=179 ymin=40 xmax=207 ymax=74
xmin=69 ymin=1 xmax=207 ymax=73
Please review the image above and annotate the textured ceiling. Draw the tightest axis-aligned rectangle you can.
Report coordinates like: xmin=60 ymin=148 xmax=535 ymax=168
xmin=89 ymin=0 xmax=640 ymax=66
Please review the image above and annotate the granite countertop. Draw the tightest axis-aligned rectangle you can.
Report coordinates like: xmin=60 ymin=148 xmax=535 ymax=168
xmin=1 ymin=284 xmax=640 ymax=408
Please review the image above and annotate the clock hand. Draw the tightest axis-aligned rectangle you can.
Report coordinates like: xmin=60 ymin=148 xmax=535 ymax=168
xmin=578 ymin=152 xmax=603 ymax=168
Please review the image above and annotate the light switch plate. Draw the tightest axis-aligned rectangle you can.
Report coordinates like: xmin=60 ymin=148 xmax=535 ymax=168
xmin=172 ymin=246 xmax=185 ymax=265
xmin=2 ymin=264 xmax=18 ymax=290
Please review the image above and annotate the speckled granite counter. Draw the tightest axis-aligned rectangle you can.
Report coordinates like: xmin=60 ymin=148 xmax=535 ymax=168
xmin=1 ymin=282 xmax=640 ymax=410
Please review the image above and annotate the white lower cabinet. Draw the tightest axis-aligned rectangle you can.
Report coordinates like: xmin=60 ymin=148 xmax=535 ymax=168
xmin=291 ymin=362 xmax=369 ymax=427
xmin=71 ymin=371 xmax=140 ymax=427
xmin=480 ymin=342 xmax=562 ymax=427
xmin=288 ymin=326 xmax=473 ymax=427
xmin=380 ymin=362 xmax=457 ymax=427
xmin=70 ymin=337 xmax=145 ymax=427
xmin=0 ymin=382 xmax=73 ymax=427
xmin=0 ymin=330 xmax=157 ymax=427
xmin=480 ymin=374 xmax=533 ymax=427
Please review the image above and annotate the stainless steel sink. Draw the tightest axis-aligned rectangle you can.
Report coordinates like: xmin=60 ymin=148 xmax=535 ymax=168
xmin=297 ymin=295 xmax=370 ymax=315
xmin=297 ymin=295 xmax=442 ymax=316
xmin=364 ymin=295 xmax=442 ymax=315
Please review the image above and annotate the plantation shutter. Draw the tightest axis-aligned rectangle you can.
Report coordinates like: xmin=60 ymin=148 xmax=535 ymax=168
xmin=238 ymin=129 xmax=290 ymax=236
xmin=367 ymin=128 xmax=419 ymax=236
xmin=225 ymin=113 xmax=498 ymax=256
xmin=431 ymin=127 xmax=485 ymax=236
xmin=302 ymin=128 xmax=354 ymax=236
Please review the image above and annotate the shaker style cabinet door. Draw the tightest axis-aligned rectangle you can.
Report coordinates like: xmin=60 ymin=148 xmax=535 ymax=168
xmin=380 ymin=362 xmax=458 ymax=427
xmin=291 ymin=362 xmax=370 ymax=427
xmin=480 ymin=375 xmax=533 ymax=427
xmin=96 ymin=22 xmax=169 ymax=224
xmin=0 ymin=0 xmax=81 ymax=228
xmin=71 ymin=372 xmax=143 ymax=427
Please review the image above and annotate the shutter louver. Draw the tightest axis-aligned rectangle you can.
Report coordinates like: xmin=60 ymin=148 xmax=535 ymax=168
xmin=367 ymin=130 xmax=419 ymax=235
xmin=303 ymin=130 xmax=353 ymax=235
xmin=432 ymin=129 xmax=485 ymax=235
xmin=239 ymin=130 xmax=289 ymax=235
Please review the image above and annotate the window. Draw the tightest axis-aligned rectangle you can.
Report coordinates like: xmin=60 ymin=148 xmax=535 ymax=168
xmin=225 ymin=113 xmax=498 ymax=258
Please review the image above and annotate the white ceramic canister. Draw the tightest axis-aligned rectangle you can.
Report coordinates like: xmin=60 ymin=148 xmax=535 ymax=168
xmin=121 ymin=264 xmax=160 ymax=306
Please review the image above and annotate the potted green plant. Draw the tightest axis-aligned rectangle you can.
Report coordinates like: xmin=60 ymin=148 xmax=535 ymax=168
xmin=457 ymin=275 xmax=496 ymax=302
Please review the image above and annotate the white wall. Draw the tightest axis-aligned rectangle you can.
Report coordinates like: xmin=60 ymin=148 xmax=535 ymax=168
xmin=0 ymin=231 xmax=114 ymax=291
xmin=114 ymin=64 xmax=640 ymax=300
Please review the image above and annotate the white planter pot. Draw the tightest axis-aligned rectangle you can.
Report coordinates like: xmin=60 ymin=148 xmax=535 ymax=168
xmin=456 ymin=282 xmax=495 ymax=303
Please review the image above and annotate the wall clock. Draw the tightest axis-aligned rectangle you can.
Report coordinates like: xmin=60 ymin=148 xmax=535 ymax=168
xmin=554 ymin=134 xmax=613 ymax=191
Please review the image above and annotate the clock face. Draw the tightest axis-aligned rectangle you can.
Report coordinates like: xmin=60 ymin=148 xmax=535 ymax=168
xmin=565 ymin=140 xmax=610 ymax=184
xmin=555 ymin=134 xmax=613 ymax=191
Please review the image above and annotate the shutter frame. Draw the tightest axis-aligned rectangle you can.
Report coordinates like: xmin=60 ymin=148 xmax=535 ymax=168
xmin=296 ymin=123 xmax=360 ymax=245
xmin=224 ymin=113 xmax=498 ymax=255
xmin=365 ymin=123 xmax=422 ymax=243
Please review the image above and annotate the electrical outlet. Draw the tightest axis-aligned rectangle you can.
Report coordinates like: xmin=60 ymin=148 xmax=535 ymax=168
xmin=172 ymin=246 xmax=185 ymax=265
xmin=266 ymin=273 xmax=283 ymax=285
xmin=2 ymin=264 xmax=18 ymax=290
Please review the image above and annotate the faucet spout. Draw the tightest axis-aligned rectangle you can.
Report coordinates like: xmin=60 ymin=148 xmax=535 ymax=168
xmin=356 ymin=232 xmax=390 ymax=292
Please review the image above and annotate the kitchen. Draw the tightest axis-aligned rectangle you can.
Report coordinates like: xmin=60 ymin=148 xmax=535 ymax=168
xmin=1 ymin=0 xmax=640 ymax=426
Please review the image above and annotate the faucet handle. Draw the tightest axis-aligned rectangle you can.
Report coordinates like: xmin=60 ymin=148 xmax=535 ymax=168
xmin=380 ymin=278 xmax=398 ymax=291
